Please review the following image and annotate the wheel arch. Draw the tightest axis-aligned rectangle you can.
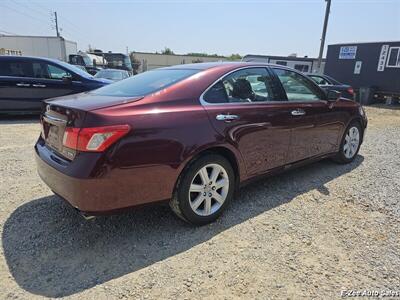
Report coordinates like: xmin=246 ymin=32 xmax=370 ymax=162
xmin=345 ymin=116 xmax=365 ymax=143
xmin=174 ymin=144 xmax=244 ymax=195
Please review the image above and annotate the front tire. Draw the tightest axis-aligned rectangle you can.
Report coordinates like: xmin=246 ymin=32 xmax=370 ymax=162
xmin=333 ymin=121 xmax=362 ymax=164
xmin=170 ymin=154 xmax=235 ymax=225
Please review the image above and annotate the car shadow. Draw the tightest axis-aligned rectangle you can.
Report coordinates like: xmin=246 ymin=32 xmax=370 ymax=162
xmin=2 ymin=155 xmax=364 ymax=297
xmin=0 ymin=114 xmax=40 ymax=125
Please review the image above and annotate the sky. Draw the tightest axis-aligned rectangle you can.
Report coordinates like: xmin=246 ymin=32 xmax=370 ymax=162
xmin=0 ymin=0 xmax=399 ymax=58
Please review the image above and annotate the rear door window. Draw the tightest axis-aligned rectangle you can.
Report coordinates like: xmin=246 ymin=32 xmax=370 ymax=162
xmin=32 ymin=62 xmax=50 ymax=79
xmin=30 ymin=62 xmax=72 ymax=80
xmin=203 ymin=68 xmax=279 ymax=104
xmin=0 ymin=60 xmax=33 ymax=77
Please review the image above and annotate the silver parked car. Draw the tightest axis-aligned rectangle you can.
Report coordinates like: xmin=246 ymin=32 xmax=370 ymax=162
xmin=94 ymin=68 xmax=130 ymax=82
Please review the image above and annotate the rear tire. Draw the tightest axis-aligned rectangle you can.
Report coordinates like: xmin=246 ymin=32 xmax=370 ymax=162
xmin=170 ymin=154 xmax=235 ymax=225
xmin=333 ymin=121 xmax=362 ymax=164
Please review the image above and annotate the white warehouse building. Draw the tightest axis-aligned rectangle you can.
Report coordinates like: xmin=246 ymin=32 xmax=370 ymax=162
xmin=131 ymin=51 xmax=226 ymax=72
xmin=0 ymin=35 xmax=77 ymax=62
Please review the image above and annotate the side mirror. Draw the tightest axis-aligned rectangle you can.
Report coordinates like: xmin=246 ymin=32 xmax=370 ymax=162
xmin=327 ymin=90 xmax=341 ymax=101
xmin=62 ymin=75 xmax=73 ymax=84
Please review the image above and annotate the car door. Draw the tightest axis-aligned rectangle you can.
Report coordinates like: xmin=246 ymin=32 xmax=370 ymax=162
xmin=0 ymin=58 xmax=42 ymax=112
xmin=30 ymin=61 xmax=85 ymax=100
xmin=201 ymin=67 xmax=291 ymax=177
xmin=271 ymin=67 xmax=344 ymax=163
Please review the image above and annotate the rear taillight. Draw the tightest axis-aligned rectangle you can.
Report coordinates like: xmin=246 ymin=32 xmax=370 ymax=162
xmin=63 ymin=125 xmax=130 ymax=152
xmin=347 ymin=87 xmax=354 ymax=95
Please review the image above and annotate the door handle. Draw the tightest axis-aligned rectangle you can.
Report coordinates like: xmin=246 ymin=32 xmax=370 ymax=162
xmin=16 ymin=83 xmax=30 ymax=87
xmin=291 ymin=109 xmax=306 ymax=116
xmin=32 ymin=84 xmax=46 ymax=88
xmin=216 ymin=114 xmax=239 ymax=122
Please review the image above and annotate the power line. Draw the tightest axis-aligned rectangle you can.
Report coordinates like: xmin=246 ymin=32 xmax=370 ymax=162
xmin=58 ymin=14 xmax=84 ymax=32
xmin=32 ymin=0 xmax=53 ymax=13
xmin=9 ymin=1 xmax=60 ymax=36
xmin=19 ymin=0 xmax=95 ymax=43
xmin=0 ymin=2 xmax=51 ymax=30
xmin=0 ymin=29 xmax=19 ymax=35
xmin=11 ymin=0 xmax=51 ymax=19
xmin=54 ymin=11 xmax=101 ymax=42
xmin=2 ymin=1 xmax=90 ymax=42
xmin=2 ymin=1 xmax=100 ymax=47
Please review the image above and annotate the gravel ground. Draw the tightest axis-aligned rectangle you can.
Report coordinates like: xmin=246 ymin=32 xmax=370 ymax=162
xmin=0 ymin=106 xmax=399 ymax=299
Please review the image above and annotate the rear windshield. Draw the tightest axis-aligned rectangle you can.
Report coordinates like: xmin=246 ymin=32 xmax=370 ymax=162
xmin=324 ymin=75 xmax=342 ymax=85
xmin=92 ymin=69 xmax=199 ymax=96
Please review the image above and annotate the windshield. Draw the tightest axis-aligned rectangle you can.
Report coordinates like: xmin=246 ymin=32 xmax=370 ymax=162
xmin=82 ymin=56 xmax=93 ymax=66
xmin=56 ymin=60 xmax=94 ymax=79
xmin=92 ymin=69 xmax=199 ymax=96
xmin=95 ymin=70 xmax=125 ymax=80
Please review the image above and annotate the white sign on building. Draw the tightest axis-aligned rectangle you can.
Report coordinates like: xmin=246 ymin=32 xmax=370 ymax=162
xmin=339 ymin=46 xmax=357 ymax=59
xmin=377 ymin=44 xmax=389 ymax=71
xmin=354 ymin=61 xmax=362 ymax=74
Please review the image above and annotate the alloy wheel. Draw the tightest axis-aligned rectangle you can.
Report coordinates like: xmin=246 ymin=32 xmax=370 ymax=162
xmin=343 ymin=126 xmax=360 ymax=159
xmin=188 ymin=164 xmax=229 ymax=216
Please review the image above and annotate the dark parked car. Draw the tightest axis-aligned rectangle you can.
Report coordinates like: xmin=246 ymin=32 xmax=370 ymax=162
xmin=0 ymin=56 xmax=111 ymax=113
xmin=305 ymin=73 xmax=355 ymax=99
xmin=94 ymin=69 xmax=130 ymax=82
xmin=35 ymin=62 xmax=367 ymax=225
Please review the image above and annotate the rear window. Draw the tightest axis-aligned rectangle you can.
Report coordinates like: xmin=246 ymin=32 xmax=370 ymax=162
xmin=92 ymin=69 xmax=200 ymax=96
xmin=0 ymin=60 xmax=32 ymax=77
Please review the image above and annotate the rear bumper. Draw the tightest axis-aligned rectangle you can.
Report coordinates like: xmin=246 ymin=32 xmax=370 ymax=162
xmin=35 ymin=150 xmax=127 ymax=214
xmin=35 ymin=142 xmax=177 ymax=214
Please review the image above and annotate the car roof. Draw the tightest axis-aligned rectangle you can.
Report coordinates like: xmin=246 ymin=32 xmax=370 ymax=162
xmin=304 ymin=73 xmax=324 ymax=76
xmin=0 ymin=55 xmax=65 ymax=64
xmin=98 ymin=68 xmax=128 ymax=72
xmin=159 ymin=61 xmax=274 ymax=71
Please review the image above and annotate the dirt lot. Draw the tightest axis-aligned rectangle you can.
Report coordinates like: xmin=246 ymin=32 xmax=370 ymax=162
xmin=0 ymin=106 xmax=399 ymax=299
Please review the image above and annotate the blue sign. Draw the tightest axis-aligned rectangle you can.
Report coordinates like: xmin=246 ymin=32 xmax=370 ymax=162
xmin=339 ymin=46 xmax=357 ymax=59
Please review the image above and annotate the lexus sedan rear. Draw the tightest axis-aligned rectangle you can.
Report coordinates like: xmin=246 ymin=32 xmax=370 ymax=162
xmin=35 ymin=62 xmax=367 ymax=225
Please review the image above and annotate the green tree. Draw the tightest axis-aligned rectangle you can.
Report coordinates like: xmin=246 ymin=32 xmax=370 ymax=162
xmin=226 ymin=53 xmax=242 ymax=61
xmin=161 ymin=47 xmax=174 ymax=55
xmin=187 ymin=52 xmax=223 ymax=57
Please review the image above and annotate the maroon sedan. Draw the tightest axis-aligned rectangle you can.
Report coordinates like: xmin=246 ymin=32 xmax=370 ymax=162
xmin=35 ymin=62 xmax=367 ymax=225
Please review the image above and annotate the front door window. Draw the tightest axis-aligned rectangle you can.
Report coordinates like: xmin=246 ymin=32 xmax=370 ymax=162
xmin=273 ymin=68 xmax=325 ymax=102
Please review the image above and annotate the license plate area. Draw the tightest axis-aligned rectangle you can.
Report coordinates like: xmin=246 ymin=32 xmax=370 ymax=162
xmin=46 ymin=124 xmax=62 ymax=151
xmin=42 ymin=114 xmax=67 ymax=153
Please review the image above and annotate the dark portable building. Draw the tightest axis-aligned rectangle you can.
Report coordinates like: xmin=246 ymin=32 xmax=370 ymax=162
xmin=325 ymin=41 xmax=400 ymax=103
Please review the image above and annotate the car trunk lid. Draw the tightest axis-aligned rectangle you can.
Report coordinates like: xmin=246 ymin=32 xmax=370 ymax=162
xmin=45 ymin=92 xmax=143 ymax=111
xmin=41 ymin=104 xmax=85 ymax=160
xmin=41 ymin=93 xmax=141 ymax=160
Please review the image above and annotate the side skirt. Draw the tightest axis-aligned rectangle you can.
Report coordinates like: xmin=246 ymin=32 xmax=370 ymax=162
xmin=239 ymin=152 xmax=337 ymax=188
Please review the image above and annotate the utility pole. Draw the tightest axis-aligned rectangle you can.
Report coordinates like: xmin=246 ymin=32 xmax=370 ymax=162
xmin=54 ymin=11 xmax=60 ymax=37
xmin=317 ymin=0 xmax=331 ymax=73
